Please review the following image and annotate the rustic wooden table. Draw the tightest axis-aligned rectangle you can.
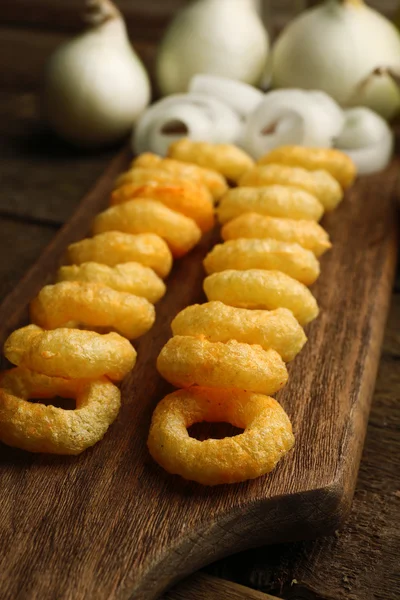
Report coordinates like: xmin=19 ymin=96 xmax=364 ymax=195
xmin=0 ymin=2 xmax=399 ymax=599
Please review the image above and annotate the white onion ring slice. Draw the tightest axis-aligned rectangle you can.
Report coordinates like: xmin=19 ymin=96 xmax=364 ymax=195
xmin=335 ymin=107 xmax=394 ymax=175
xmin=189 ymin=74 xmax=264 ymax=117
xmin=133 ymin=93 xmax=242 ymax=155
xmin=243 ymin=89 xmax=344 ymax=159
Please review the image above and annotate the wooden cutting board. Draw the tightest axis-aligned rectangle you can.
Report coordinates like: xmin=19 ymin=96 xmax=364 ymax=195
xmin=0 ymin=148 xmax=398 ymax=600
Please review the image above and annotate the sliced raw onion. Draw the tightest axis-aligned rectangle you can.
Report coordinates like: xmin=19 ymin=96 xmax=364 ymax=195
xmin=189 ymin=74 xmax=264 ymax=117
xmin=133 ymin=93 xmax=242 ymax=155
xmin=243 ymin=89 xmax=345 ymax=159
xmin=335 ymin=107 xmax=394 ymax=175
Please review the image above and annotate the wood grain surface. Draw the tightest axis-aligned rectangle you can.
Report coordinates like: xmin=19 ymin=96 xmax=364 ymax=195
xmin=0 ymin=139 xmax=398 ymax=599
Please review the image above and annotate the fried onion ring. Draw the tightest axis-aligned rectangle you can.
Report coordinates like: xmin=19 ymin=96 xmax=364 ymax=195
xmin=115 ymin=167 xmax=196 ymax=190
xmin=57 ymin=262 xmax=166 ymax=304
xmin=217 ymin=186 xmax=324 ymax=224
xmin=221 ymin=213 xmax=331 ymax=257
xmin=157 ymin=336 xmax=288 ymax=395
xmin=67 ymin=232 xmax=173 ymax=279
xmin=111 ymin=182 xmax=215 ymax=233
xmin=147 ymin=387 xmax=294 ymax=485
xmin=258 ymin=145 xmax=356 ymax=189
xmin=0 ymin=368 xmax=120 ymax=455
xmin=93 ymin=200 xmax=201 ymax=258
xmin=239 ymin=164 xmax=343 ymax=211
xmin=203 ymin=269 xmax=319 ymax=326
xmin=132 ymin=153 xmax=228 ymax=200
xmin=203 ymin=238 xmax=320 ymax=286
xmin=167 ymin=139 xmax=255 ymax=183
xmin=171 ymin=302 xmax=306 ymax=362
xmin=30 ymin=281 xmax=155 ymax=340
xmin=4 ymin=325 xmax=136 ymax=381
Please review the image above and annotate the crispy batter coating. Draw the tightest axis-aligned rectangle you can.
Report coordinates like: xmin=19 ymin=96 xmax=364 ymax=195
xmin=57 ymin=262 xmax=166 ymax=304
xmin=157 ymin=336 xmax=288 ymax=396
xmin=4 ymin=325 xmax=136 ymax=381
xmin=111 ymin=182 xmax=215 ymax=233
xmin=171 ymin=302 xmax=306 ymax=362
xmin=168 ymin=139 xmax=255 ymax=183
xmin=147 ymin=387 xmax=294 ymax=485
xmin=258 ymin=146 xmax=356 ymax=189
xmin=115 ymin=167 xmax=196 ymax=189
xmin=203 ymin=238 xmax=320 ymax=286
xmin=93 ymin=199 xmax=201 ymax=259
xmin=0 ymin=368 xmax=120 ymax=455
xmin=217 ymin=186 xmax=324 ymax=224
xmin=239 ymin=164 xmax=343 ymax=211
xmin=133 ymin=153 xmax=228 ymax=200
xmin=204 ymin=269 xmax=319 ymax=326
xmin=67 ymin=231 xmax=173 ymax=279
xmin=221 ymin=213 xmax=331 ymax=257
xmin=30 ymin=281 xmax=155 ymax=340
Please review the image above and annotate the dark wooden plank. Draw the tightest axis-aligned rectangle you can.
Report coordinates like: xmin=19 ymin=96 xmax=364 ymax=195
xmin=0 ymin=142 xmax=397 ymax=600
xmin=0 ymin=0 xmax=186 ymax=38
xmin=207 ymin=299 xmax=400 ymax=600
xmin=0 ymin=28 xmax=156 ymax=91
xmin=0 ymin=216 xmax=56 ymax=299
xmin=0 ymin=91 xmax=115 ymax=224
xmin=164 ymin=573 xmax=280 ymax=600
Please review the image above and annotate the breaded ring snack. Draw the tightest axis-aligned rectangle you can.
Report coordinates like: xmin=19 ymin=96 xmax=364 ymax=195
xmin=221 ymin=213 xmax=331 ymax=257
xmin=4 ymin=325 xmax=136 ymax=381
xmin=171 ymin=302 xmax=306 ymax=362
xmin=258 ymin=145 xmax=356 ymax=189
xmin=157 ymin=336 xmax=288 ymax=396
xmin=0 ymin=368 xmax=121 ymax=455
xmin=204 ymin=269 xmax=319 ymax=326
xmin=67 ymin=231 xmax=173 ymax=279
xmin=148 ymin=387 xmax=294 ymax=485
xmin=30 ymin=281 xmax=155 ymax=340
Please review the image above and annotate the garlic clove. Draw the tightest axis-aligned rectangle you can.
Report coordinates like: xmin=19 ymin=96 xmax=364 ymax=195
xmin=348 ymin=67 xmax=400 ymax=121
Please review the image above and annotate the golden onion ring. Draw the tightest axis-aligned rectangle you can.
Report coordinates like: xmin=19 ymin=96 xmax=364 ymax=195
xmin=239 ymin=163 xmax=343 ymax=211
xmin=217 ymin=186 xmax=324 ymax=224
xmin=157 ymin=336 xmax=288 ymax=396
xmin=0 ymin=368 xmax=120 ymax=455
xmin=148 ymin=387 xmax=294 ymax=485
xmin=203 ymin=238 xmax=320 ymax=286
xmin=4 ymin=325 xmax=136 ymax=381
xmin=30 ymin=281 xmax=155 ymax=340
xmin=67 ymin=231 xmax=173 ymax=279
xmin=57 ymin=261 xmax=166 ymax=304
xmin=171 ymin=302 xmax=306 ymax=362
xmin=221 ymin=212 xmax=331 ymax=257
xmin=168 ymin=138 xmax=255 ymax=183
xmin=115 ymin=167 xmax=196 ymax=190
xmin=93 ymin=199 xmax=201 ymax=258
xmin=257 ymin=145 xmax=356 ymax=189
xmin=132 ymin=152 xmax=228 ymax=200
xmin=111 ymin=181 xmax=215 ymax=233
xmin=203 ymin=269 xmax=319 ymax=326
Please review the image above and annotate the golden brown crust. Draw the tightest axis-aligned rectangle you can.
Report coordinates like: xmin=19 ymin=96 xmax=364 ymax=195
xmin=148 ymin=387 xmax=294 ymax=485
xmin=0 ymin=368 xmax=121 ymax=455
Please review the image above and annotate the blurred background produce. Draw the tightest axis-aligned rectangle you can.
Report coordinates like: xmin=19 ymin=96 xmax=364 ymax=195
xmin=2 ymin=0 xmax=399 ymax=156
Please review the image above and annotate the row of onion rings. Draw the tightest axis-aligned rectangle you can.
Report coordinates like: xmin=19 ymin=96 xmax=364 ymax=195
xmin=0 ymin=150 xmax=220 ymax=455
xmin=149 ymin=142 xmax=358 ymax=485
